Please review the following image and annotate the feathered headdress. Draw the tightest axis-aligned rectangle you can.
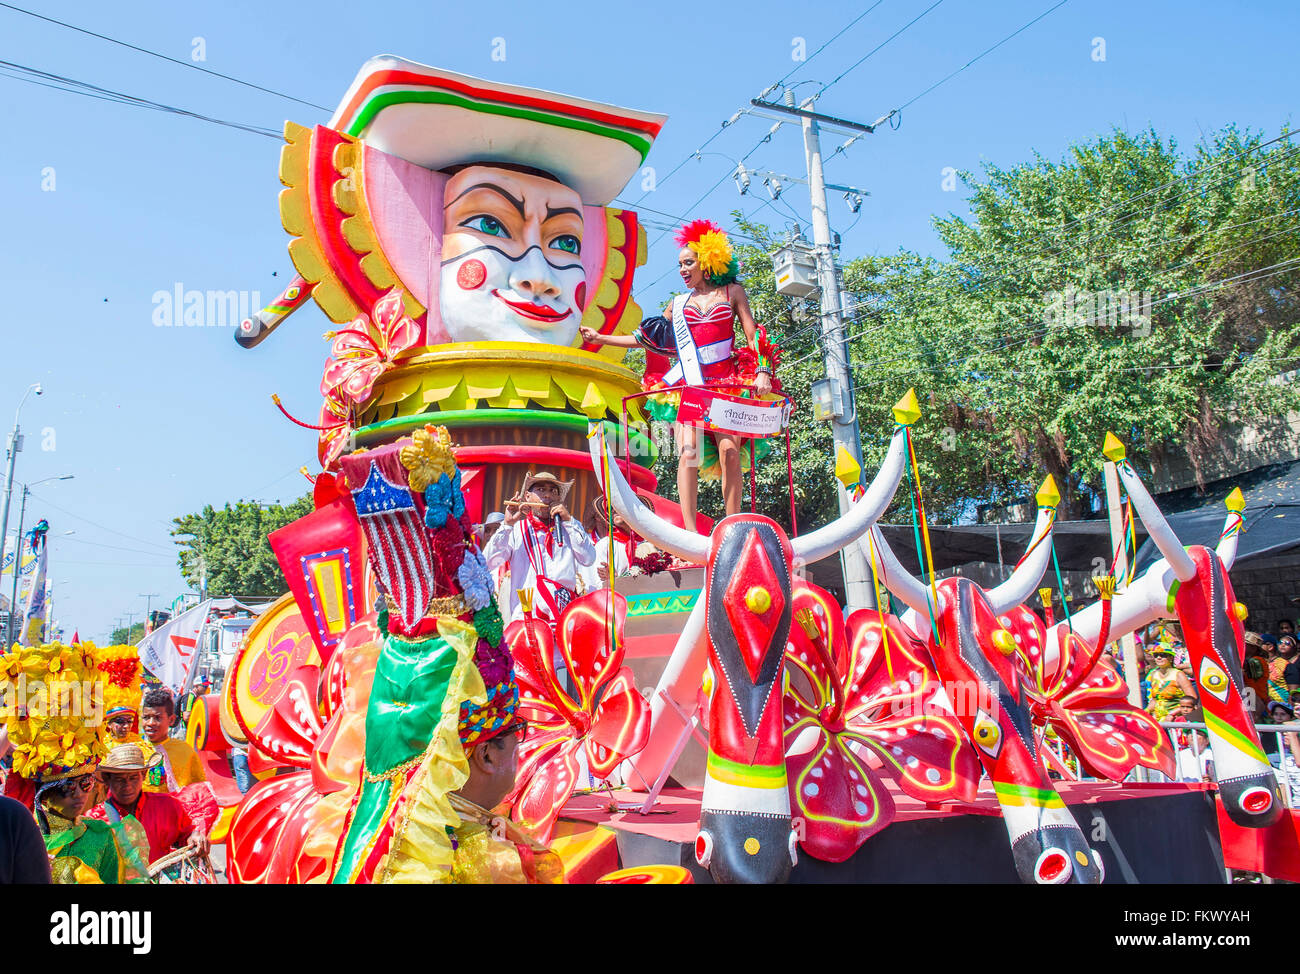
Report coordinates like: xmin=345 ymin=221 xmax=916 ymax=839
xmin=675 ymin=219 xmax=739 ymax=285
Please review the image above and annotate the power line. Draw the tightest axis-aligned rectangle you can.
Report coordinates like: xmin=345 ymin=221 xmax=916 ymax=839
xmin=782 ymin=141 xmax=1300 ymax=364
xmin=815 ymin=0 xmax=949 ymax=99
xmin=0 ymin=2 xmax=329 ymax=111
xmin=891 ymin=0 xmax=1071 ymax=112
xmin=0 ymin=59 xmax=282 ymax=138
xmin=627 ymin=2 xmax=890 ymax=207
xmin=59 ymin=536 xmax=176 ymax=558
xmin=635 ymin=0 xmax=1078 ymax=300
xmin=26 ymin=491 xmax=176 ymax=552
xmin=790 ymin=241 xmax=1300 ymax=372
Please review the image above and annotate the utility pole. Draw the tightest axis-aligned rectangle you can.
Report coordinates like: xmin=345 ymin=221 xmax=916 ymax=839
xmin=755 ymin=88 xmax=877 ymax=609
xmin=0 ymin=383 xmax=41 ymax=615
xmin=6 ymin=486 xmax=28 ymax=647
xmin=141 ymin=592 xmax=159 ymax=632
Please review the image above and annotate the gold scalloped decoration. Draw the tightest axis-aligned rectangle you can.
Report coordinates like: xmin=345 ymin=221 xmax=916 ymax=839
xmin=578 ymin=210 xmax=648 ymax=365
xmin=358 ymin=344 xmax=646 ymax=426
xmin=279 ymin=122 xmax=359 ymax=324
xmin=278 ymin=124 xmax=425 ymax=326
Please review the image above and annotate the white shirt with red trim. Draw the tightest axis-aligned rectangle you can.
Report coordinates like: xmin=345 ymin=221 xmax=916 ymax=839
xmin=483 ymin=515 xmax=596 ymax=623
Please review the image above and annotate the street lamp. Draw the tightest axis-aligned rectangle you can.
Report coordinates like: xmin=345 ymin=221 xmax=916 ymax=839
xmin=0 ymin=383 xmax=42 ymax=604
xmin=5 ymin=473 xmax=73 ymax=645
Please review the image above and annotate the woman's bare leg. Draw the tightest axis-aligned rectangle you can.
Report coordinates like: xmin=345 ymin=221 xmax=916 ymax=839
xmin=677 ymin=423 xmax=699 ymax=533
xmin=717 ymin=433 xmax=742 ymax=516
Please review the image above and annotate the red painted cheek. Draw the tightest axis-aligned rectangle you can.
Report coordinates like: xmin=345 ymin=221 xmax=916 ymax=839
xmin=456 ymin=259 xmax=487 ymax=290
xmin=575 ymin=281 xmax=587 ymax=309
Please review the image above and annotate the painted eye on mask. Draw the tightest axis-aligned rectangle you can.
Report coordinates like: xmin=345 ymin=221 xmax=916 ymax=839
xmin=973 ymin=710 xmax=1003 ymax=759
xmin=1199 ymin=658 xmax=1231 ymax=702
xmin=550 ymin=234 xmax=580 ymax=255
xmin=462 ymin=215 xmax=510 ymax=238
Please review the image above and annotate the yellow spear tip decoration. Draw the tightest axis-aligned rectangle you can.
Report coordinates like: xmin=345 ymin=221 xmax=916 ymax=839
xmin=892 ymin=388 xmax=922 ymax=426
xmin=834 ymin=444 xmax=861 ymax=488
xmin=1102 ymin=431 xmax=1127 ymax=462
xmin=516 ymin=588 xmax=534 ymax=615
xmin=1095 ymin=575 xmax=1116 ymax=600
xmin=1225 ymin=487 xmax=1245 ymax=513
xmin=1035 ymin=474 xmax=1061 ymax=509
xmin=1038 ymin=587 xmax=1053 ymax=609
xmin=794 ymin=606 xmax=820 ymax=640
xmin=271 ymin=393 xmax=282 ymax=405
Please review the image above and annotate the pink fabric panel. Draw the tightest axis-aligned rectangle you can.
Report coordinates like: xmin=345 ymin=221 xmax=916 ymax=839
xmin=363 ymin=145 xmax=448 ymax=343
xmin=580 ymin=204 xmax=608 ymax=314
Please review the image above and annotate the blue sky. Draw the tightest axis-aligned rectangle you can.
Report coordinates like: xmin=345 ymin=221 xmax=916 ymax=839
xmin=0 ymin=0 xmax=1295 ymax=640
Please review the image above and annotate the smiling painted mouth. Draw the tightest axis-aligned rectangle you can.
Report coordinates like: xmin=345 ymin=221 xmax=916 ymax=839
xmin=492 ymin=290 xmax=572 ymax=325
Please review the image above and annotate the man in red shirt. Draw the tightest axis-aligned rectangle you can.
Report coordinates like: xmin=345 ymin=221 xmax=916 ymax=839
xmin=88 ymin=744 xmax=209 ymax=866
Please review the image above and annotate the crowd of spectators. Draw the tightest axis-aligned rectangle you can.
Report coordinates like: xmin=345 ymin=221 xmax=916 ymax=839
xmin=1113 ymin=616 xmax=1300 ymax=795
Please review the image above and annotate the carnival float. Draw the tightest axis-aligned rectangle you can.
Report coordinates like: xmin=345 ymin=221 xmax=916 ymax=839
xmin=201 ymin=55 xmax=1279 ymax=884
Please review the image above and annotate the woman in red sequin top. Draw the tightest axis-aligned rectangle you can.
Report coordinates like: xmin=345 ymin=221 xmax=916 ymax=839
xmin=582 ymin=226 xmax=773 ymax=533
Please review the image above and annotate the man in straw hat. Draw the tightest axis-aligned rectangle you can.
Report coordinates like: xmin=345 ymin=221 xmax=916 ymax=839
xmin=89 ymin=743 xmax=208 ymax=866
xmin=483 ymin=470 xmax=595 ymax=623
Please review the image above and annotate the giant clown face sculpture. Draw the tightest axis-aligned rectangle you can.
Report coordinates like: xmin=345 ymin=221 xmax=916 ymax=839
xmin=439 ymin=165 xmax=588 ymax=346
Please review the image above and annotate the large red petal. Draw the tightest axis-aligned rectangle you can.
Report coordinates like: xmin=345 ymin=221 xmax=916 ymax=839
xmin=512 ymin=738 xmax=583 ymax=843
xmin=587 ymin=669 xmax=650 ymax=776
xmin=506 ymin=618 xmax=577 ymax=719
xmin=785 ymin=720 xmax=893 ymax=863
xmin=555 ymin=591 xmax=626 ymax=709
xmin=227 ymin=772 xmax=324 ymax=884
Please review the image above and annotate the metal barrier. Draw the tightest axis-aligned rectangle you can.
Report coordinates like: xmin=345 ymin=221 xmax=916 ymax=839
xmin=1038 ymin=719 xmax=1300 ymax=805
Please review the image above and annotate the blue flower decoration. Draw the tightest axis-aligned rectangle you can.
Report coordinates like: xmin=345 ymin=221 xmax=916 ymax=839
xmin=458 ymin=547 xmax=494 ymax=611
xmin=423 ymin=469 xmax=466 ymax=530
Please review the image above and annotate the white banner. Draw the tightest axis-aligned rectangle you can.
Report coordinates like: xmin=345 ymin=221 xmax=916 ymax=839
xmin=19 ymin=538 xmax=48 ymax=646
xmin=138 ymin=600 xmax=211 ymax=695
xmin=705 ymin=396 xmax=787 ymax=436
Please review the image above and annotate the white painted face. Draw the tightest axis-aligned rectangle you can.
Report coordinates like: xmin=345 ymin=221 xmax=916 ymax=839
xmin=438 ymin=165 xmax=588 ymax=345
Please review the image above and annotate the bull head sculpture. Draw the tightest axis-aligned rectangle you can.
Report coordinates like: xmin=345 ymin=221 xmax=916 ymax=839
xmin=1057 ymin=437 xmax=1281 ymax=827
xmin=588 ymin=424 xmax=908 ymax=884
xmin=867 ymin=479 xmax=1105 ymax=884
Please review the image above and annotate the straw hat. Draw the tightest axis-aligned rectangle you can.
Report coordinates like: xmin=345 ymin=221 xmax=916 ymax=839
xmin=522 ymin=471 xmax=573 ymax=500
xmin=95 ymin=743 xmax=162 ymax=776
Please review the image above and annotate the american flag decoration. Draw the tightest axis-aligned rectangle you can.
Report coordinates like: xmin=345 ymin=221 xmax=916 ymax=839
xmin=341 ymin=447 xmax=437 ymax=634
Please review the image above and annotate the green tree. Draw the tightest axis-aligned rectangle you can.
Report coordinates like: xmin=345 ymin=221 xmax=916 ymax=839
xmin=910 ymin=125 xmax=1300 ymax=516
xmin=649 ymin=124 xmax=1300 ymax=527
xmin=109 ymin=622 xmax=145 ymax=645
xmin=172 ymin=496 xmax=313 ymax=598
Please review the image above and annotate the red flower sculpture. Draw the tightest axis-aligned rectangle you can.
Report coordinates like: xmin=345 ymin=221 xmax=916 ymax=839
xmin=320 ymin=289 xmax=421 ymax=406
xmin=505 ymin=591 xmax=650 ymax=842
xmin=783 ymin=582 xmax=979 ymax=863
xmin=1001 ymin=604 xmax=1176 ymax=780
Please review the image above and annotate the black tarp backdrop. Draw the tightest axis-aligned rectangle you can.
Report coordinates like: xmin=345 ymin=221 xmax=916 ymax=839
xmin=877 ymin=460 xmax=1300 ymax=575
xmin=877 ymin=519 xmax=1137 ymax=574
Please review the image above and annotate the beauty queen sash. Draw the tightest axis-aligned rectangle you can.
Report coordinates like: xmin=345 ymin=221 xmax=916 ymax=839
xmin=662 ymin=294 xmax=733 ymax=387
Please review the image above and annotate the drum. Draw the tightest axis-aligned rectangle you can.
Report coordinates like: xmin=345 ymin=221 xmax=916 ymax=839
xmin=148 ymin=847 xmax=218 ymax=885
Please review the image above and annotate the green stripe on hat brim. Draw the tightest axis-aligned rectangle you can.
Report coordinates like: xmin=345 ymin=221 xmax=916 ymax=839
xmin=344 ymin=89 xmax=654 ymax=162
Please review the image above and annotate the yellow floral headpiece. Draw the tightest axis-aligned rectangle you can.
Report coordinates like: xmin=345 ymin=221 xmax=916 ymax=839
xmin=2 ymin=642 xmax=107 ymax=780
